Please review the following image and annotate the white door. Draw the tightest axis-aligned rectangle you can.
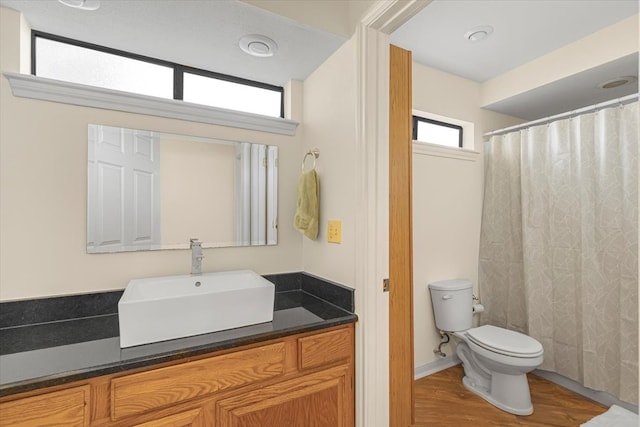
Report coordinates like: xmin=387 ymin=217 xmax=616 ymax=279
xmin=266 ymin=146 xmax=278 ymax=245
xmin=235 ymin=142 xmax=252 ymax=246
xmin=250 ymin=143 xmax=267 ymax=246
xmin=87 ymin=125 xmax=161 ymax=252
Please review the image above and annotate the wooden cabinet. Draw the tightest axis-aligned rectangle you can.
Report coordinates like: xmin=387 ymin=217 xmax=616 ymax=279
xmin=216 ymin=365 xmax=351 ymax=427
xmin=0 ymin=324 xmax=354 ymax=427
xmin=111 ymin=342 xmax=286 ymax=421
xmin=132 ymin=408 xmax=206 ymax=427
xmin=298 ymin=327 xmax=352 ymax=371
xmin=0 ymin=385 xmax=90 ymax=427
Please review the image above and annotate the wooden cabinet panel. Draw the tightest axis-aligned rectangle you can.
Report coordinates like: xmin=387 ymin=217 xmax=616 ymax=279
xmin=0 ymin=385 xmax=90 ymax=427
xmin=2 ymin=325 xmax=355 ymax=427
xmin=133 ymin=408 xmax=204 ymax=427
xmin=111 ymin=342 xmax=285 ymax=421
xmin=298 ymin=327 xmax=352 ymax=370
xmin=216 ymin=365 xmax=352 ymax=427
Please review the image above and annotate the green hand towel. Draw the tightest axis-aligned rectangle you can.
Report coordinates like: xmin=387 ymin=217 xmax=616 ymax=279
xmin=294 ymin=169 xmax=320 ymax=240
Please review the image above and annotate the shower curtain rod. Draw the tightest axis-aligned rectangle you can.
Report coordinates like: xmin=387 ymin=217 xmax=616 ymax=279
xmin=484 ymin=93 xmax=639 ymax=137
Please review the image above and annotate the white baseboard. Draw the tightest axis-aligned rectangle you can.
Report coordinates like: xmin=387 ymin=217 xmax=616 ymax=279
xmin=414 ymin=355 xmax=461 ymax=380
xmin=534 ymin=369 xmax=639 ymax=414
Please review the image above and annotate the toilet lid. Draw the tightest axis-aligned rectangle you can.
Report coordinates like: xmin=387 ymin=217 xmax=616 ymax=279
xmin=466 ymin=325 xmax=543 ymax=357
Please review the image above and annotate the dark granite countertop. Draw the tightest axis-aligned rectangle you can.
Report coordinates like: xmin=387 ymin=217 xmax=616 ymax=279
xmin=0 ymin=272 xmax=357 ymax=397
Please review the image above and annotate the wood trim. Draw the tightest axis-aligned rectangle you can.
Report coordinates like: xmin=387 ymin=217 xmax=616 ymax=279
xmin=354 ymin=2 xmax=431 ymax=426
xmin=353 ymin=22 xmax=392 ymax=427
xmin=360 ymin=0 xmax=430 ymax=34
xmin=388 ymin=44 xmax=414 ymax=427
xmin=412 ymin=141 xmax=480 ymax=161
xmin=3 ymin=72 xmax=299 ymax=136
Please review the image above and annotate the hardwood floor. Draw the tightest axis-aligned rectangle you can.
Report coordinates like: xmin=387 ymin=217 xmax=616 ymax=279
xmin=413 ymin=365 xmax=608 ymax=426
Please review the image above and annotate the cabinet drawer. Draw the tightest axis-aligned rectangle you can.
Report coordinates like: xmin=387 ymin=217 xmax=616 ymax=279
xmin=0 ymin=385 xmax=90 ymax=427
xmin=133 ymin=408 xmax=204 ymax=427
xmin=298 ymin=327 xmax=352 ymax=370
xmin=111 ymin=342 xmax=285 ymax=420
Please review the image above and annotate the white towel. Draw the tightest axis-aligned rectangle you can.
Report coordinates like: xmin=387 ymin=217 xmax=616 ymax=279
xmin=580 ymin=405 xmax=638 ymax=427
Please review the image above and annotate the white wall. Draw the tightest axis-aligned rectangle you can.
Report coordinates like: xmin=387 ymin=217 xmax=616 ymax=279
xmin=160 ymin=138 xmax=235 ymax=245
xmin=0 ymin=7 xmax=304 ymax=301
xmin=411 ymin=62 xmax=523 ymax=370
xmin=301 ymin=36 xmax=357 ymax=287
xmin=481 ymin=14 xmax=639 ymax=107
xmin=411 ymin=15 xmax=639 ymax=370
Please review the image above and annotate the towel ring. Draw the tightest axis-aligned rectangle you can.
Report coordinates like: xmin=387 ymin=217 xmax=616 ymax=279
xmin=302 ymin=148 xmax=320 ymax=172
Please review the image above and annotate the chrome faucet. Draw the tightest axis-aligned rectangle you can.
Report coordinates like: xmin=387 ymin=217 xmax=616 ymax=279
xmin=190 ymin=238 xmax=204 ymax=275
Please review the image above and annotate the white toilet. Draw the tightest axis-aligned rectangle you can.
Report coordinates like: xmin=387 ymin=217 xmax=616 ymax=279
xmin=428 ymin=279 xmax=543 ymax=416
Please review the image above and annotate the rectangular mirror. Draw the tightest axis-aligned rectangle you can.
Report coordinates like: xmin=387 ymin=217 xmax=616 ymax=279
xmin=87 ymin=124 xmax=278 ymax=253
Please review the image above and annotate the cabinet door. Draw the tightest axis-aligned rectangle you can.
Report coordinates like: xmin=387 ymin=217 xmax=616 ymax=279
xmin=0 ymin=385 xmax=90 ymax=427
xmin=216 ymin=365 xmax=353 ymax=427
xmin=133 ymin=408 xmax=205 ymax=427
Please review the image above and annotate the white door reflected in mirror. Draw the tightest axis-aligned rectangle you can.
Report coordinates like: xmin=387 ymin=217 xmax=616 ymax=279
xmin=87 ymin=124 xmax=278 ymax=253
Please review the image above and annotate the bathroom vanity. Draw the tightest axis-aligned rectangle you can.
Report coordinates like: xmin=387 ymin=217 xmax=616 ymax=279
xmin=0 ymin=273 xmax=356 ymax=427
xmin=0 ymin=325 xmax=354 ymax=426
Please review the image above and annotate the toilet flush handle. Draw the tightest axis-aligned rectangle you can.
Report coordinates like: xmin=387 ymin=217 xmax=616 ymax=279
xmin=442 ymin=295 xmax=452 ymax=300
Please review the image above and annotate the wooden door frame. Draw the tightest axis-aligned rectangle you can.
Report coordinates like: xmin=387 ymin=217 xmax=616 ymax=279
xmin=388 ymin=44 xmax=414 ymax=427
xmin=354 ymin=2 xmax=430 ymax=427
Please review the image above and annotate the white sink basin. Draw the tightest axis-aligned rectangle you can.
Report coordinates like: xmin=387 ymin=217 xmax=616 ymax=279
xmin=118 ymin=270 xmax=275 ymax=348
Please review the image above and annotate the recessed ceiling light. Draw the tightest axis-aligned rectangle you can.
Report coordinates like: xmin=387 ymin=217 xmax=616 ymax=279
xmin=598 ymin=76 xmax=637 ymax=89
xmin=239 ymin=35 xmax=278 ymax=58
xmin=464 ymin=25 xmax=494 ymax=43
xmin=57 ymin=0 xmax=100 ymax=10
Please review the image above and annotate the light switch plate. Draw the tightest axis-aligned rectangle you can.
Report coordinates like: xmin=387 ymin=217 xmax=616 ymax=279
xmin=327 ymin=220 xmax=342 ymax=244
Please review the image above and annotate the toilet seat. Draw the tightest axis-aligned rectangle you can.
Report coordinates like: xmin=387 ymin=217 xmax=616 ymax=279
xmin=466 ymin=325 xmax=543 ymax=358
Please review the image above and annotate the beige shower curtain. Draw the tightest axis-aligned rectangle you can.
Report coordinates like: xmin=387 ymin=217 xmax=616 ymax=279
xmin=479 ymin=101 xmax=638 ymax=403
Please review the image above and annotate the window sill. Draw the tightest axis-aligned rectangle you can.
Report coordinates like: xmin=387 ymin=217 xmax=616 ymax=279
xmin=412 ymin=141 xmax=480 ymax=161
xmin=3 ymin=72 xmax=299 ymax=136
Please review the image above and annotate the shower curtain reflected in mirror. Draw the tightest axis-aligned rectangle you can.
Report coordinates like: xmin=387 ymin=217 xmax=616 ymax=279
xmin=479 ymin=101 xmax=639 ymax=403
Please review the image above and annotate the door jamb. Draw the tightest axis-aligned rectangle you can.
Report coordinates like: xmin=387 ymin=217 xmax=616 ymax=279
xmin=354 ymin=2 xmax=430 ymax=426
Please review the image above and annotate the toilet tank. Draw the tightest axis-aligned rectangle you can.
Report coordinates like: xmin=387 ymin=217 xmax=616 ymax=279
xmin=428 ymin=279 xmax=473 ymax=332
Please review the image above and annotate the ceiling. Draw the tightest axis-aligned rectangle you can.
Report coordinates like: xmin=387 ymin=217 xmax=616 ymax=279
xmin=391 ymin=0 xmax=639 ymax=120
xmin=1 ymin=0 xmax=638 ymax=121
xmin=391 ymin=0 xmax=638 ymax=83
xmin=0 ymin=0 xmax=346 ymax=87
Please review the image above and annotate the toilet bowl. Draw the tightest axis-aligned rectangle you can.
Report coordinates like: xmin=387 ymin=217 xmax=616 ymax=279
xmin=454 ymin=325 xmax=543 ymax=415
xmin=428 ymin=279 xmax=543 ymax=416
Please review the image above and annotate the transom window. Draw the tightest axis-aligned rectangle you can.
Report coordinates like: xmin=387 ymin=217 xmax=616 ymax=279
xmin=412 ymin=116 xmax=463 ymax=148
xmin=32 ymin=31 xmax=284 ymax=118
